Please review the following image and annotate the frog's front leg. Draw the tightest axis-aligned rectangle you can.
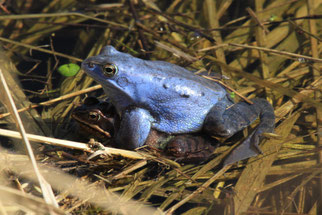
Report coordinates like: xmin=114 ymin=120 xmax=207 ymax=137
xmin=203 ymin=98 xmax=275 ymax=165
xmin=115 ymin=108 xmax=153 ymax=149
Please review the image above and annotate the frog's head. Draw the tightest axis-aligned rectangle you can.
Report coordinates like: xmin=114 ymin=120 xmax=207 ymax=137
xmin=81 ymin=46 xmax=146 ymax=107
xmin=82 ymin=46 xmax=133 ymax=82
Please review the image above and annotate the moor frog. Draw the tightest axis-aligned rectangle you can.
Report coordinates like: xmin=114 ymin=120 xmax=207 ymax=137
xmin=82 ymin=46 xmax=275 ymax=165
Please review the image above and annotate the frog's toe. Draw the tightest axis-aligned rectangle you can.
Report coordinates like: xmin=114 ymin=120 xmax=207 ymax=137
xmin=87 ymin=149 xmax=111 ymax=160
xmin=223 ymin=137 xmax=260 ymax=166
xmin=249 ymin=134 xmax=264 ymax=154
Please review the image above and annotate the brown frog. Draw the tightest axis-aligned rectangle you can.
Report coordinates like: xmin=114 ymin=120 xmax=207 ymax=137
xmin=72 ymin=97 xmax=216 ymax=163
xmin=72 ymin=97 xmax=116 ymax=141
xmin=164 ymin=135 xmax=216 ymax=163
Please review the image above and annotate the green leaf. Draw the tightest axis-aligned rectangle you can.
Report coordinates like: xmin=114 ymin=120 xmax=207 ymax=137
xmin=269 ymin=14 xmax=277 ymax=21
xmin=58 ymin=63 xmax=80 ymax=77
xmin=230 ymin=92 xmax=235 ymax=99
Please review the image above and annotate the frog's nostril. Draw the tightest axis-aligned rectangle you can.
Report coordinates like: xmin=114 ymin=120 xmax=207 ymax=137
xmin=87 ymin=62 xmax=95 ymax=68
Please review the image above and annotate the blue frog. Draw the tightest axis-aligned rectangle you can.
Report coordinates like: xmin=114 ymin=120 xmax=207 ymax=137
xmin=82 ymin=46 xmax=275 ymax=165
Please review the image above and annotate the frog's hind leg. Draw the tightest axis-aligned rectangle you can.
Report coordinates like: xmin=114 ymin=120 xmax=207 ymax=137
xmin=203 ymin=98 xmax=275 ymax=165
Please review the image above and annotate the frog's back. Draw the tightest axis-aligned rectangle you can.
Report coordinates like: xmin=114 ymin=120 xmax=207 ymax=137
xmin=135 ymin=60 xmax=228 ymax=133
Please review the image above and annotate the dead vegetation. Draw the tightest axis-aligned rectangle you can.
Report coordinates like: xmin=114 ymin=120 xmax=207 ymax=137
xmin=0 ymin=0 xmax=321 ymax=214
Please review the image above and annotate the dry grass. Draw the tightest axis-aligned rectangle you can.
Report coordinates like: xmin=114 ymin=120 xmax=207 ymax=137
xmin=0 ymin=0 xmax=321 ymax=214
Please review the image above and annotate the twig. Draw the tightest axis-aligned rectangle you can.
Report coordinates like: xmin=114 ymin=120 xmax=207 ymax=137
xmin=0 ymin=128 xmax=146 ymax=160
xmin=288 ymin=20 xmax=322 ymax=42
xmin=0 ymin=12 xmax=127 ymax=28
xmin=208 ymin=14 xmax=322 ymax=32
xmin=135 ymin=22 xmax=193 ymax=54
xmin=0 ymin=69 xmax=58 ymax=209
xmin=165 ymin=165 xmax=231 ymax=215
xmin=246 ymin=7 xmax=269 ymax=33
xmin=147 ymin=8 xmax=215 ymax=43
xmin=0 ymin=85 xmax=102 ymax=119
xmin=228 ymin=43 xmax=322 ymax=63
xmin=128 ymin=0 xmax=150 ymax=55
xmin=155 ymin=41 xmax=197 ymax=62
xmin=0 ymin=36 xmax=83 ymax=62
xmin=202 ymin=76 xmax=253 ymax=104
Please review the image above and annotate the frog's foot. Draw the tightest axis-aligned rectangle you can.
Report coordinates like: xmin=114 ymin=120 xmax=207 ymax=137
xmin=87 ymin=149 xmax=111 ymax=160
xmin=88 ymin=138 xmax=105 ymax=150
xmin=204 ymin=98 xmax=275 ymax=165
xmin=223 ymin=130 xmax=263 ymax=166
xmin=87 ymin=138 xmax=111 ymax=160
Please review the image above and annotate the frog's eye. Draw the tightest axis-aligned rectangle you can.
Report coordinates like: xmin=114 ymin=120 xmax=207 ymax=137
xmin=102 ymin=63 xmax=118 ymax=78
xmin=88 ymin=112 xmax=100 ymax=121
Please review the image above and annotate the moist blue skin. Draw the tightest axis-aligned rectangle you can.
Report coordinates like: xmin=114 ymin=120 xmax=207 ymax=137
xmin=82 ymin=46 xmax=275 ymax=165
